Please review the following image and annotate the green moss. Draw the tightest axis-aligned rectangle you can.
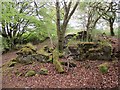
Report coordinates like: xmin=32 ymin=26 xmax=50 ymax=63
xmin=21 ymin=47 xmax=33 ymax=54
xmin=38 ymin=48 xmax=51 ymax=57
xmin=25 ymin=70 xmax=36 ymax=77
xmin=53 ymin=49 xmax=64 ymax=73
xmin=78 ymin=42 xmax=95 ymax=45
xmin=67 ymin=40 xmax=80 ymax=46
xmin=78 ymin=42 xmax=96 ymax=48
xmin=43 ymin=45 xmax=49 ymax=52
xmin=39 ymin=68 xmax=48 ymax=75
xmin=98 ymin=62 xmax=109 ymax=74
xmin=25 ymin=43 xmax=36 ymax=51
xmin=99 ymin=41 xmax=112 ymax=49
xmin=59 ymin=52 xmax=64 ymax=58
xmin=47 ymin=55 xmax=53 ymax=63
xmin=17 ymin=73 xmax=23 ymax=77
xmin=8 ymin=61 xmax=17 ymax=67
xmin=88 ymin=48 xmax=102 ymax=53
xmin=17 ymin=43 xmax=37 ymax=55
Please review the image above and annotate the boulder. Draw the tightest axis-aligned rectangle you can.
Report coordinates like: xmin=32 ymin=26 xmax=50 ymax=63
xmin=16 ymin=43 xmax=37 ymax=56
xmin=16 ymin=55 xmax=34 ymax=64
xmin=66 ymin=41 xmax=113 ymax=61
xmin=33 ymin=54 xmax=49 ymax=63
xmin=15 ymin=44 xmax=50 ymax=64
xmin=16 ymin=54 xmax=49 ymax=64
xmin=67 ymin=45 xmax=80 ymax=60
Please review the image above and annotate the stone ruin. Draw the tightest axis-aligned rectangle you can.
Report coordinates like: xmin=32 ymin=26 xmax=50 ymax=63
xmin=65 ymin=41 xmax=113 ymax=60
xmin=15 ymin=43 xmax=51 ymax=64
xmin=64 ymin=31 xmax=92 ymax=48
xmin=11 ymin=31 xmax=117 ymax=65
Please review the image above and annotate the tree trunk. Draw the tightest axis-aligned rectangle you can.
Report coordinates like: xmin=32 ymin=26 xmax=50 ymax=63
xmin=109 ymin=21 xmax=115 ymax=36
xmin=58 ymin=31 xmax=65 ymax=53
xmin=56 ymin=0 xmax=79 ymax=52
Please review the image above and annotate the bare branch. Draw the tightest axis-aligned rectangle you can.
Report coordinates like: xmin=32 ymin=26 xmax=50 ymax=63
xmin=67 ymin=0 xmax=79 ymax=24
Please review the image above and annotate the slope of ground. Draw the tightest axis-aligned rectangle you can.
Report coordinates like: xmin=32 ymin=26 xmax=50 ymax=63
xmin=2 ymin=37 xmax=119 ymax=89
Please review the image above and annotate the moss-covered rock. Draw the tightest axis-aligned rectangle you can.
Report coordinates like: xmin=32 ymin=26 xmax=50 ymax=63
xmin=88 ymin=48 xmax=102 ymax=53
xmin=33 ymin=54 xmax=49 ymax=63
xmin=16 ymin=55 xmax=34 ymax=64
xmin=98 ymin=62 xmax=109 ymax=74
xmin=8 ymin=61 xmax=17 ymax=67
xmin=47 ymin=55 xmax=53 ymax=63
xmin=59 ymin=52 xmax=64 ymax=58
xmin=25 ymin=70 xmax=36 ymax=77
xmin=67 ymin=41 xmax=112 ymax=60
xmin=25 ymin=43 xmax=37 ymax=51
xmin=43 ymin=45 xmax=51 ymax=53
xmin=39 ymin=68 xmax=48 ymax=75
xmin=78 ymin=42 xmax=98 ymax=52
xmin=16 ymin=43 xmax=37 ymax=56
xmin=38 ymin=47 xmax=51 ymax=57
xmin=15 ymin=43 xmax=51 ymax=64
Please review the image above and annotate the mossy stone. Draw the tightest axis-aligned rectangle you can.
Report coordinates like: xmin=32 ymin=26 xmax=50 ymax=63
xmin=17 ymin=55 xmax=34 ymax=64
xmin=39 ymin=68 xmax=48 ymax=75
xmin=43 ymin=45 xmax=50 ymax=53
xmin=17 ymin=43 xmax=37 ymax=56
xmin=8 ymin=61 xmax=17 ymax=67
xmin=25 ymin=70 xmax=36 ymax=77
xmin=98 ymin=63 xmax=109 ymax=74
xmin=19 ymin=47 xmax=34 ymax=55
xmin=25 ymin=43 xmax=37 ymax=51
xmin=47 ymin=55 xmax=53 ymax=63
xmin=59 ymin=52 xmax=64 ymax=58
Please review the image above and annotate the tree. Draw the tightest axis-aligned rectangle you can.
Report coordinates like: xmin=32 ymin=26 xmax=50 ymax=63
xmin=0 ymin=1 xmax=44 ymax=48
xmin=56 ymin=0 xmax=79 ymax=52
xmin=85 ymin=2 xmax=102 ymax=31
xmin=97 ymin=2 xmax=117 ymax=36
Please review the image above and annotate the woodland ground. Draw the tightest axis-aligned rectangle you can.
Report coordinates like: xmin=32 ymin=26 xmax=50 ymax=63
xmin=1 ymin=37 xmax=119 ymax=89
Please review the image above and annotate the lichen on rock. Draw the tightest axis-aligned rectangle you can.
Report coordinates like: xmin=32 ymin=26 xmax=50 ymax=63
xmin=16 ymin=43 xmax=37 ymax=56
xmin=39 ymin=68 xmax=48 ymax=75
xmin=8 ymin=61 xmax=17 ymax=67
xmin=16 ymin=55 xmax=34 ymax=64
xmin=25 ymin=70 xmax=36 ymax=77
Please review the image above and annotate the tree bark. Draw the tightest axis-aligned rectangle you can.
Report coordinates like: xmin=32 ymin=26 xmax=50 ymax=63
xmin=57 ymin=28 xmax=66 ymax=52
xmin=109 ymin=21 xmax=115 ymax=36
xmin=56 ymin=0 xmax=79 ymax=52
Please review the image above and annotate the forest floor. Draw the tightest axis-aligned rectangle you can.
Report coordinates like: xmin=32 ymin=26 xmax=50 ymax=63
xmin=2 ymin=37 xmax=119 ymax=89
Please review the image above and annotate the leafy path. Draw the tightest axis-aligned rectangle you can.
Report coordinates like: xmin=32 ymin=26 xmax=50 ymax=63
xmin=2 ymin=60 xmax=119 ymax=88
